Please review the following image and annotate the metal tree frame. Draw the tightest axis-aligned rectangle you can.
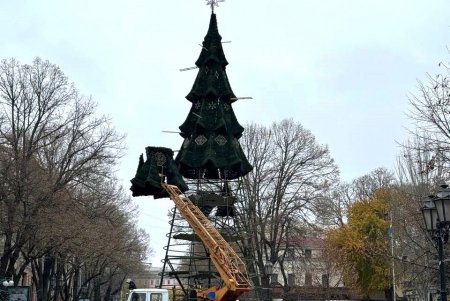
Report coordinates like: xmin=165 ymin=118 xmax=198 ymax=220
xmin=159 ymin=176 xmax=248 ymax=300
xmin=159 ymin=183 xmax=251 ymax=301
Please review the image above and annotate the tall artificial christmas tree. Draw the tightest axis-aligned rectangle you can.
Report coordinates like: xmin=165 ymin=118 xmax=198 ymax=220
xmin=160 ymin=6 xmax=253 ymax=299
xmin=175 ymin=12 xmax=252 ymax=180
xmin=130 ymin=2 xmax=253 ymax=300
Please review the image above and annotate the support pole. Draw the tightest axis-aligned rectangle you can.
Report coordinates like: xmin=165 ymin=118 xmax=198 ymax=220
xmin=437 ymin=233 xmax=447 ymax=301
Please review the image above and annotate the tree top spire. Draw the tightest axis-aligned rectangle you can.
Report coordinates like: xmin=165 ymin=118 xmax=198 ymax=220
xmin=206 ymin=0 xmax=224 ymax=13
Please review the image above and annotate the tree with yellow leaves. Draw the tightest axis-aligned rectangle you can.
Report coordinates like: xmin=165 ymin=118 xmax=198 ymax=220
xmin=326 ymin=188 xmax=392 ymax=296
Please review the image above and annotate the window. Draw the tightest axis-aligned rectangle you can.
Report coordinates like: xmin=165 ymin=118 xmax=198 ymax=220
xmin=322 ymin=274 xmax=329 ymax=287
xmin=131 ymin=293 xmax=146 ymax=301
xmin=304 ymin=249 xmax=312 ymax=259
xmin=288 ymin=274 xmax=295 ymax=286
xmin=305 ymin=273 xmax=312 ymax=286
xmin=286 ymin=248 xmax=296 ymax=260
xmin=150 ymin=293 xmax=163 ymax=301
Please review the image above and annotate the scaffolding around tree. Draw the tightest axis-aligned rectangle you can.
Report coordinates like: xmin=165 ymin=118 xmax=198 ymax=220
xmin=130 ymin=8 xmax=253 ymax=301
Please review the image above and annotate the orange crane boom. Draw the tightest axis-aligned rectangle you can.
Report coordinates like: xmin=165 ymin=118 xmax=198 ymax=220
xmin=162 ymin=183 xmax=252 ymax=301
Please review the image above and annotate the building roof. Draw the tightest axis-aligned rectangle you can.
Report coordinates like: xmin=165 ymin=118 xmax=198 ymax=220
xmin=288 ymin=236 xmax=325 ymax=249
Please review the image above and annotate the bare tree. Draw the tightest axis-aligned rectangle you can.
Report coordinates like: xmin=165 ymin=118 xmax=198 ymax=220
xmin=0 ymin=58 xmax=128 ymax=294
xmin=236 ymin=119 xmax=338 ymax=290
xmin=21 ymin=181 xmax=150 ymax=301
xmin=394 ymin=135 xmax=448 ymax=300
xmin=313 ymin=183 xmax=353 ymax=227
xmin=407 ymin=61 xmax=450 ymax=177
xmin=313 ymin=167 xmax=394 ymax=228
xmin=397 ymin=135 xmax=450 ymax=191
xmin=393 ymin=59 xmax=450 ymax=298
xmin=352 ymin=167 xmax=395 ymax=199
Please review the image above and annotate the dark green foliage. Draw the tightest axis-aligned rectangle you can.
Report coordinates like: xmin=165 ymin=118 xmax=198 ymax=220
xmin=187 ymin=14 xmax=233 ymax=101
xmin=130 ymin=147 xmax=188 ymax=198
xmin=176 ymin=14 xmax=253 ymax=180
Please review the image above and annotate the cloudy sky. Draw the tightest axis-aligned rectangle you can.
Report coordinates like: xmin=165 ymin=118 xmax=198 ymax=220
xmin=2 ymin=0 xmax=449 ymax=264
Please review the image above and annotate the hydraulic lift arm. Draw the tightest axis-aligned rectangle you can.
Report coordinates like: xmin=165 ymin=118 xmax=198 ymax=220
xmin=162 ymin=183 xmax=252 ymax=301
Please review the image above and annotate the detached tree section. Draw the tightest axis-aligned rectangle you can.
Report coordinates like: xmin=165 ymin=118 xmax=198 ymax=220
xmin=326 ymin=189 xmax=392 ymax=296
xmin=0 ymin=58 xmax=147 ymax=301
xmin=131 ymin=146 xmax=252 ymax=301
xmin=237 ymin=119 xmax=338 ymax=289
xmin=131 ymin=146 xmax=188 ymax=198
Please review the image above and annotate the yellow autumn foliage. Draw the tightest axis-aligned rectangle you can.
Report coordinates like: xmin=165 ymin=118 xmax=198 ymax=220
xmin=326 ymin=188 xmax=393 ymax=295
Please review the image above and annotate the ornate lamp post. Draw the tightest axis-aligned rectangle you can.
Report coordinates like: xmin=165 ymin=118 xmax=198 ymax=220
xmin=1 ymin=277 xmax=14 ymax=301
xmin=1 ymin=278 xmax=13 ymax=288
xmin=421 ymin=184 xmax=450 ymax=301
xmin=264 ymin=262 xmax=273 ymax=285
xmin=263 ymin=263 xmax=273 ymax=301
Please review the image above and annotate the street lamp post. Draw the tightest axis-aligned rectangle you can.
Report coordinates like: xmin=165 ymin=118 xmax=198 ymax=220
xmin=1 ymin=279 xmax=14 ymax=288
xmin=421 ymin=184 xmax=450 ymax=301
xmin=264 ymin=262 xmax=273 ymax=286
xmin=264 ymin=263 xmax=273 ymax=301
xmin=1 ymin=277 xmax=14 ymax=301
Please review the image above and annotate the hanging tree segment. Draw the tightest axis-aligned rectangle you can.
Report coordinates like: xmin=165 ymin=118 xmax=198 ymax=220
xmin=130 ymin=146 xmax=188 ymax=199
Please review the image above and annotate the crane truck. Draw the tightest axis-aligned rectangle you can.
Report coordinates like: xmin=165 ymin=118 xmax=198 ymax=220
xmin=160 ymin=183 xmax=252 ymax=301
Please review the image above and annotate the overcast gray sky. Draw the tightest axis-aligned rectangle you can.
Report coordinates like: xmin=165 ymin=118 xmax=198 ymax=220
xmin=2 ymin=0 xmax=449 ymax=264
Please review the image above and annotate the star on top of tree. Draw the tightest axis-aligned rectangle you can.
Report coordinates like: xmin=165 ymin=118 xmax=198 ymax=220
xmin=206 ymin=0 xmax=225 ymax=13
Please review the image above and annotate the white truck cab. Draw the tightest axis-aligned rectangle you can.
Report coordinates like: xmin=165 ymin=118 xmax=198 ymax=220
xmin=127 ymin=289 xmax=170 ymax=301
